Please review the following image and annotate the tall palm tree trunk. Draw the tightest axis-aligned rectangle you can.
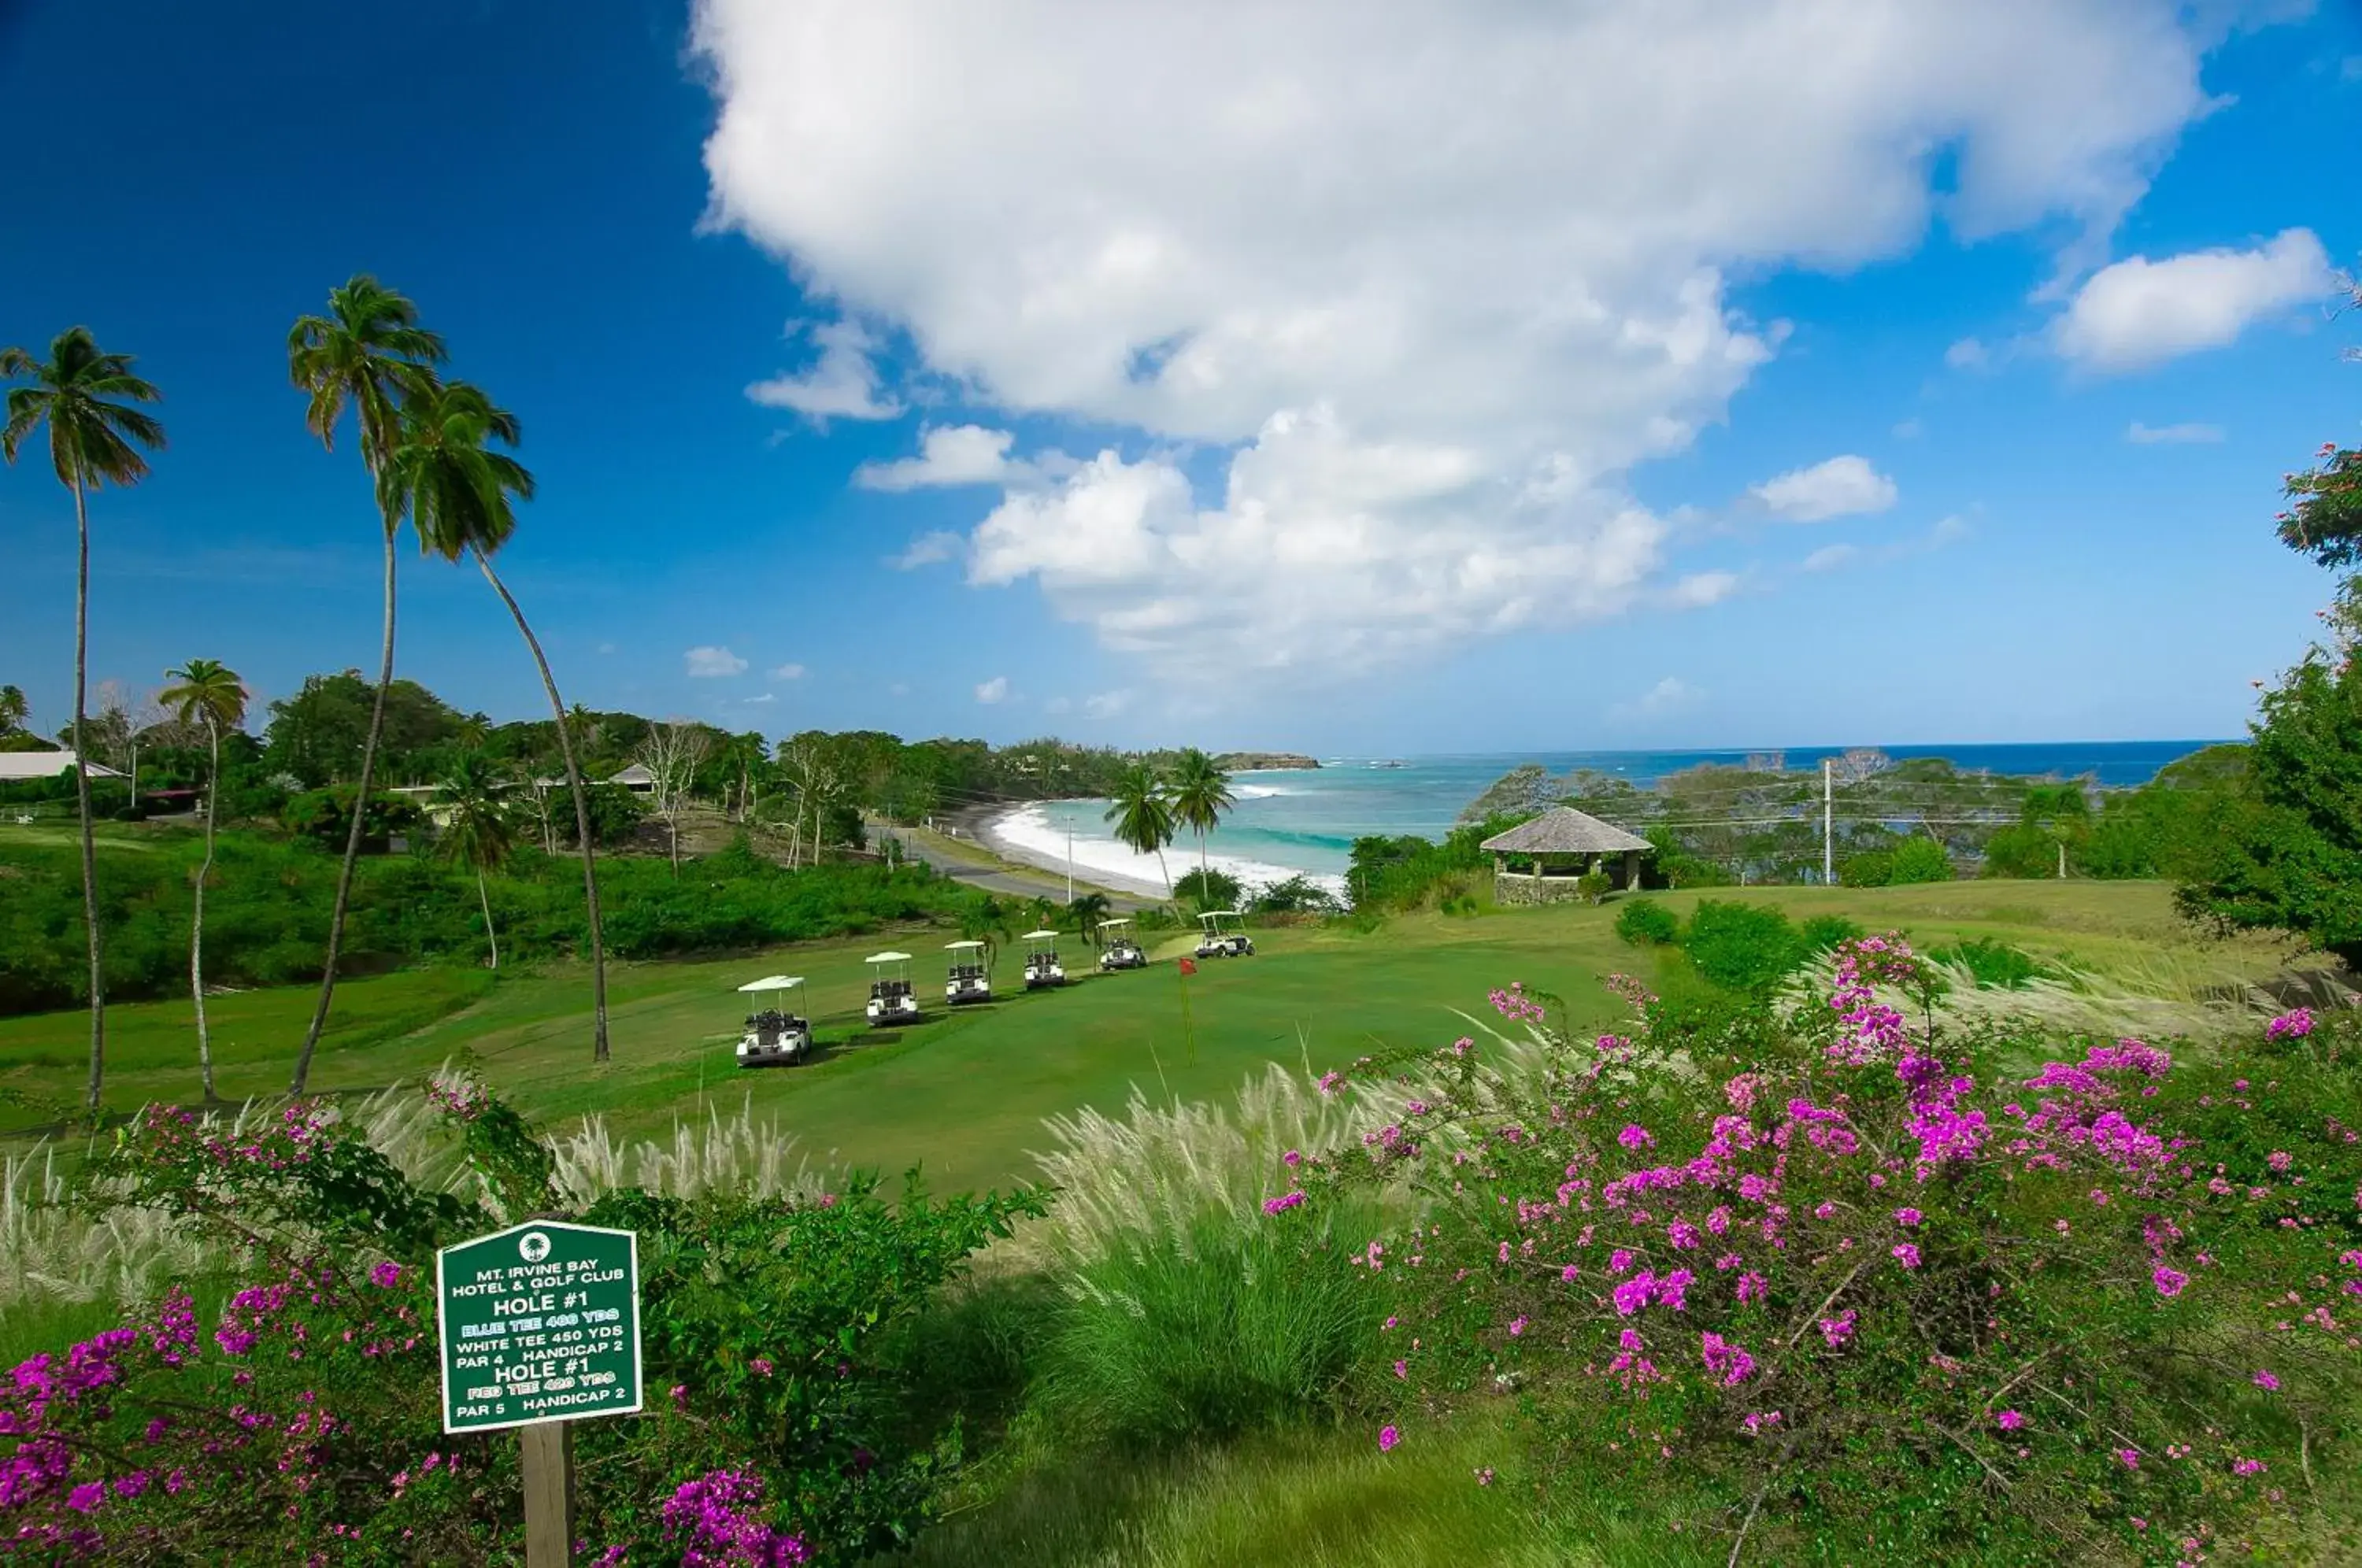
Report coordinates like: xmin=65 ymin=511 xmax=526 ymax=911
xmin=477 ymin=870 xmax=499 ymax=971
xmin=191 ymin=718 xmax=219 ymax=1100
xmin=70 ymin=475 xmax=104 ymax=1117
xmin=291 ymin=527 xmax=395 ymax=1094
xmin=476 ymin=550 xmax=609 ymax=1062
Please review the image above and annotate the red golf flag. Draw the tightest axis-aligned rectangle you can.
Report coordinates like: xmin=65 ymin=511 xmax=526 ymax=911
xmin=1179 ymin=957 xmax=1198 ymax=976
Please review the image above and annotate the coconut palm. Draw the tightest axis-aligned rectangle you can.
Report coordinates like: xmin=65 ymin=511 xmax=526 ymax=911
xmin=286 ymin=276 xmax=445 ymax=1095
xmin=959 ymin=893 xmax=1013 ymax=969
xmin=1168 ymin=748 xmax=1236 ymax=901
xmin=2 ymin=327 xmax=165 ymax=1117
xmin=1103 ymin=761 xmax=1178 ymax=904
xmin=1064 ymin=891 xmax=1113 ymax=952
xmin=393 ymin=379 xmax=614 ymax=1060
xmin=158 ymin=658 xmax=247 ymax=1100
xmin=0 ymin=684 xmax=28 ymax=738
xmin=436 ymin=753 xmax=516 ymax=971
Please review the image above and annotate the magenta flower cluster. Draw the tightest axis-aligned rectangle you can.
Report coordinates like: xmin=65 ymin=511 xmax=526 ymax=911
xmin=661 ymin=1469 xmax=813 ymax=1567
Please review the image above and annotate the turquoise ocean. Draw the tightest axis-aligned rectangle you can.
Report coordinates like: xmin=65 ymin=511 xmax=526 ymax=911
xmin=985 ymin=741 xmax=2226 ymax=897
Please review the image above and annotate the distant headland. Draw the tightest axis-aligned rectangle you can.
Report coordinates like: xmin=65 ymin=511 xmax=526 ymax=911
xmin=1214 ymin=752 xmax=1320 ymax=771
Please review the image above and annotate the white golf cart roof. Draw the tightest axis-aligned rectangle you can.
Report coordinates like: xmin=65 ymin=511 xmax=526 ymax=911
xmin=945 ymin=939 xmax=987 ymax=951
xmin=1020 ymin=929 xmax=1061 ymax=941
xmin=736 ymin=974 xmax=805 ymax=993
xmin=1198 ymin=909 xmax=1242 ymax=923
xmin=1099 ymin=918 xmax=1132 ymax=930
xmin=866 ymin=951 xmax=913 ymax=964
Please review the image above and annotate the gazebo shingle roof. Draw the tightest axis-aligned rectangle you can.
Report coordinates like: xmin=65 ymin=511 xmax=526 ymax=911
xmin=1479 ymin=806 xmax=1652 ymax=856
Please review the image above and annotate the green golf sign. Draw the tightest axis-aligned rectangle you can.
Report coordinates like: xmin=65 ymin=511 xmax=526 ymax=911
xmin=436 ymin=1220 xmax=642 ymax=1434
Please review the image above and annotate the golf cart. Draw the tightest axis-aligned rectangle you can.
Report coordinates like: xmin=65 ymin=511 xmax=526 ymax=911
xmin=945 ymin=939 xmax=994 ymax=1005
xmin=1195 ymin=909 xmax=1255 ymax=959
xmin=1098 ymin=917 xmax=1147 ymax=971
xmin=864 ymin=952 xmax=920 ymax=1027
xmin=1020 ymin=930 xmax=1066 ymax=989
xmin=735 ymin=974 xmax=812 ymax=1067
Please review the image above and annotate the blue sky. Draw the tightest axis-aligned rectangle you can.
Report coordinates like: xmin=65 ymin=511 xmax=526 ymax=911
xmin=1 ymin=2 xmax=2356 ymax=756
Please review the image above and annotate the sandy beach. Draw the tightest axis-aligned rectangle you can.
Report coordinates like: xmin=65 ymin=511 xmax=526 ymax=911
xmin=966 ymin=799 xmax=1347 ymax=900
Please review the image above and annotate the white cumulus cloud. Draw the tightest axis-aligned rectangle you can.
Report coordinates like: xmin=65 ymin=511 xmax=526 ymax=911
xmin=974 ymin=675 xmax=1009 ymax=704
xmin=2127 ymin=420 xmax=2225 ymax=444
xmin=746 ymin=319 xmax=902 ymax=421
xmin=855 ymin=424 xmax=1026 ymax=490
xmin=694 ymin=0 xmax=2231 ymax=677
xmin=1944 ymin=338 xmax=1990 ymax=372
xmin=1083 ymin=689 xmax=1133 ymax=719
xmin=889 ymin=531 xmax=966 ymax=571
xmin=684 ymin=645 xmax=749 ymax=678
xmin=1801 ymin=543 xmax=1860 ymax=573
xmin=1750 ymin=455 xmax=1898 ymax=522
xmin=2055 ymin=229 xmax=2332 ymax=373
xmin=768 ymin=662 xmax=806 ymax=680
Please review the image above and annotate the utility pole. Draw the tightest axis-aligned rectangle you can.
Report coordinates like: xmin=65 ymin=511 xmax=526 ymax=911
xmin=1066 ymin=827 xmax=1075 ymax=904
xmin=1822 ymin=757 xmax=1834 ymax=886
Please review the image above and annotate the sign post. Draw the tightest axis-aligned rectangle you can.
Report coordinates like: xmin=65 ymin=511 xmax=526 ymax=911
xmin=437 ymin=1220 xmax=643 ymax=1568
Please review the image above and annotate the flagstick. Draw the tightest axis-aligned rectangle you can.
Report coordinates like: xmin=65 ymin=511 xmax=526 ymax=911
xmin=1175 ymin=952 xmax=1198 ymax=1067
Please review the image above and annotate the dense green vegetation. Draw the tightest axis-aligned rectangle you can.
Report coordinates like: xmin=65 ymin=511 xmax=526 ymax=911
xmin=0 ymin=827 xmax=972 ymax=1015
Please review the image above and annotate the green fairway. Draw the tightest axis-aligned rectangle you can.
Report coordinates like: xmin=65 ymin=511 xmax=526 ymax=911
xmin=0 ymin=879 xmax=2297 ymax=1192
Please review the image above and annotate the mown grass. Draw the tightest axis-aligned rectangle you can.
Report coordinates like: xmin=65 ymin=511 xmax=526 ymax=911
xmin=883 ymin=1409 xmax=1723 ymax=1568
xmin=0 ymin=880 xmax=2308 ymax=1191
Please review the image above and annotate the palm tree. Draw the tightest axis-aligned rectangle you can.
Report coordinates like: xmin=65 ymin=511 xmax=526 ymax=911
xmin=1064 ymin=891 xmax=1113 ymax=952
xmin=437 ymin=753 xmax=516 ymax=970
xmin=0 ymin=684 xmax=28 ymax=738
xmin=959 ymin=893 xmax=1013 ymax=969
xmin=286 ymin=276 xmax=445 ymax=1094
xmin=158 ymin=658 xmax=247 ymax=1101
xmin=1168 ymin=748 xmax=1236 ymax=902
xmin=2 ymin=327 xmax=165 ymax=1117
xmin=1103 ymin=761 xmax=1178 ymax=904
xmin=392 ymin=379 xmax=614 ymax=1060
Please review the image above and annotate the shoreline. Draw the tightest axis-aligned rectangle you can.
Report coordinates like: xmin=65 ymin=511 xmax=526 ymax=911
xmin=957 ymin=801 xmax=1175 ymax=899
xmin=963 ymin=798 xmax=1349 ymax=901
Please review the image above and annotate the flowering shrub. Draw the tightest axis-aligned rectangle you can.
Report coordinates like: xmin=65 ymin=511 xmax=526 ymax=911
xmin=3 ymin=1082 xmax=1041 ymax=1563
xmin=1283 ymin=937 xmax=2362 ymax=1561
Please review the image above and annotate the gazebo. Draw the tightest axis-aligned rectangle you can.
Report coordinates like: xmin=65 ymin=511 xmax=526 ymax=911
xmin=1480 ymin=807 xmax=1653 ymax=904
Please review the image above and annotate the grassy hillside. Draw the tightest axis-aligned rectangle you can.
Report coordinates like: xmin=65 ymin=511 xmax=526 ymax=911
xmin=0 ymin=879 xmax=2310 ymax=1190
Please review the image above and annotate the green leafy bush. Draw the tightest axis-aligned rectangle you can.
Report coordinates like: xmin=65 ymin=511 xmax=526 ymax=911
xmin=1614 ymin=898 xmax=1679 ymax=946
xmin=280 ymin=786 xmax=423 ymax=850
xmin=1678 ymin=901 xmax=1802 ymax=993
xmin=1797 ymin=913 xmax=1864 ymax=953
xmin=1174 ymin=867 xmax=1244 ymax=911
xmin=1249 ymin=875 xmax=1342 ymax=915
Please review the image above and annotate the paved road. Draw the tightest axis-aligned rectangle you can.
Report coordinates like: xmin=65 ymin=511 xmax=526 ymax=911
xmin=884 ymin=823 xmax=1150 ymax=911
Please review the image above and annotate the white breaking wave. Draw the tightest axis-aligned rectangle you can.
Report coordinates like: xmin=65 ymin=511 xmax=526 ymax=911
xmin=987 ymin=804 xmax=1346 ymax=900
xmin=1232 ymin=784 xmax=1290 ymax=800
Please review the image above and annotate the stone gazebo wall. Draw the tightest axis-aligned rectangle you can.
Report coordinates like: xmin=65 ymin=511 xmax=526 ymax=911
xmin=1492 ymin=849 xmax=1643 ymax=904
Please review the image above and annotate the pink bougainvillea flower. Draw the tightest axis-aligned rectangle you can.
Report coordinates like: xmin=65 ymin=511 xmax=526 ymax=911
xmin=1379 ymin=1425 xmax=1401 ymax=1452
xmin=2152 ymin=1265 xmax=2190 ymax=1299
xmin=2253 ymin=1370 xmax=2280 ymax=1391
xmin=1891 ymin=1243 xmax=1921 ymax=1270
xmin=1995 ymin=1409 xmax=2026 ymax=1431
